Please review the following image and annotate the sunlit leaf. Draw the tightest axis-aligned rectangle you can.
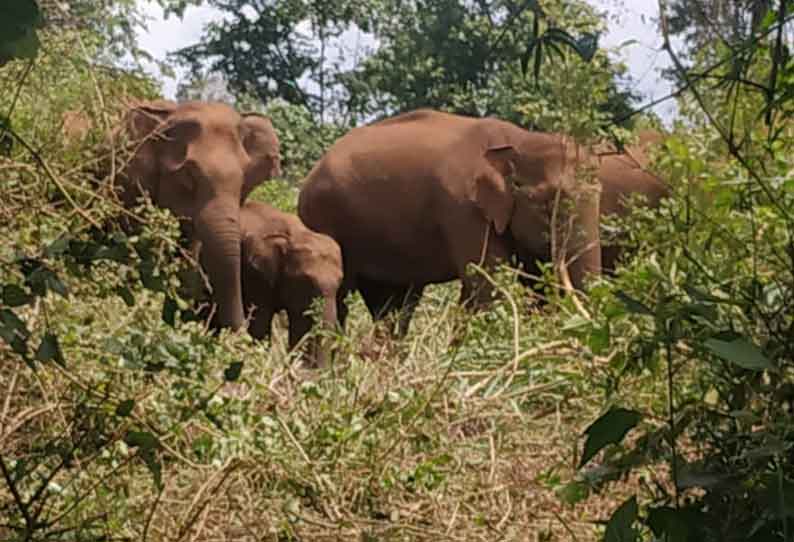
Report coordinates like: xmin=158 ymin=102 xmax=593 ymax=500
xmin=704 ymin=337 xmax=775 ymax=372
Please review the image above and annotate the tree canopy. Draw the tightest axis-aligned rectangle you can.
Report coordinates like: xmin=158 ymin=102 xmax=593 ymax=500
xmin=173 ymin=0 xmax=638 ymax=127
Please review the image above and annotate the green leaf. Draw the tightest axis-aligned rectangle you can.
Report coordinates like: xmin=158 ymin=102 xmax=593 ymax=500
xmin=125 ymin=430 xmax=159 ymax=451
xmin=557 ymin=480 xmax=589 ymax=505
xmin=588 ymin=325 xmax=610 ymax=355
xmin=139 ymin=261 xmax=166 ymax=292
xmin=116 ymin=287 xmax=135 ymax=307
xmin=162 ymin=296 xmax=177 ymax=327
xmin=704 ymin=337 xmax=774 ymax=371
xmin=533 ymin=40 xmax=543 ymax=81
xmin=2 ymin=284 xmax=33 ymax=307
xmin=0 ymin=308 xmax=30 ymax=355
xmin=647 ymin=506 xmax=692 ymax=542
xmin=525 ymin=0 xmax=543 ymax=15
xmin=575 ymin=32 xmax=599 ymax=62
xmin=35 ymin=333 xmax=64 ymax=366
xmin=0 ymin=0 xmax=43 ymax=65
xmin=579 ymin=407 xmax=642 ymax=468
xmin=44 ymin=235 xmax=71 ymax=257
xmin=116 ymin=399 xmax=135 ymax=417
xmin=614 ymin=291 xmax=653 ymax=316
xmin=224 ymin=361 xmax=243 ymax=382
xmin=25 ymin=264 xmax=68 ymax=298
xmin=45 ymin=272 xmax=68 ymax=297
xmin=605 ymin=496 xmax=638 ymax=542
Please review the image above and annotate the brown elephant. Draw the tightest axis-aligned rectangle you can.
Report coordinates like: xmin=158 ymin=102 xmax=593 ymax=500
xmin=298 ymin=109 xmax=603 ymax=336
xmin=598 ymin=130 xmax=669 ymax=272
xmin=514 ymin=129 xmax=670 ymax=284
xmin=114 ymin=99 xmax=281 ymax=330
xmin=239 ymin=201 xmax=342 ymax=366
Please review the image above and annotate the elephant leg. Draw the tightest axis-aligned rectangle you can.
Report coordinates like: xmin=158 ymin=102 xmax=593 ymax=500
xmin=394 ymin=286 xmax=424 ymax=338
xmin=444 ymin=217 xmax=512 ymax=311
xmin=287 ymin=309 xmax=329 ymax=368
xmin=513 ymin=250 xmax=550 ymax=306
xmin=248 ymin=307 xmax=274 ymax=341
xmin=600 ymin=245 xmax=621 ymax=275
xmin=287 ymin=309 xmax=313 ymax=351
xmin=358 ymin=278 xmax=423 ymax=338
xmin=457 ymin=248 xmax=513 ymax=311
xmin=333 ymin=285 xmax=350 ymax=331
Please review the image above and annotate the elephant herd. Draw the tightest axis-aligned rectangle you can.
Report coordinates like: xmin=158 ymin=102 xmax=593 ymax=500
xmin=110 ymin=100 xmax=669 ymax=366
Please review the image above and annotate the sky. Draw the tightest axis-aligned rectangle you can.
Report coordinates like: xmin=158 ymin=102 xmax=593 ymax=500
xmin=135 ymin=0 xmax=678 ymax=122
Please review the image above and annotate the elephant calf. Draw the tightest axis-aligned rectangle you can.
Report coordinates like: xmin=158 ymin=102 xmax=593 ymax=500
xmin=239 ymin=201 xmax=343 ymax=366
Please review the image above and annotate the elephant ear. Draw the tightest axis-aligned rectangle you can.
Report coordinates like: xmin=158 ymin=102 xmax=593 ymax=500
xmin=241 ymin=113 xmax=281 ymax=199
xmin=471 ymin=145 xmax=517 ymax=235
xmin=127 ymin=101 xmax=199 ymax=174
xmin=243 ymin=233 xmax=287 ymax=288
xmin=158 ymin=117 xmax=201 ymax=174
xmin=483 ymin=144 xmax=518 ymax=178
xmin=126 ymin=101 xmax=177 ymax=142
xmin=116 ymin=101 xmax=179 ymax=204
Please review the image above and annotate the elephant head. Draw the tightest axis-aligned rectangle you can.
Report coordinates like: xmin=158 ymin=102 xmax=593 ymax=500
xmin=119 ymin=100 xmax=281 ymax=330
xmin=242 ymin=227 xmax=342 ymax=367
xmin=471 ymin=133 xmax=602 ymax=290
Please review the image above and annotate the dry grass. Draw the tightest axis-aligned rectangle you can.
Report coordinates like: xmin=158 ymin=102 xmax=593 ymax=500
xmin=0 ymin=277 xmax=656 ymax=542
xmin=0 ymin=31 xmax=661 ymax=540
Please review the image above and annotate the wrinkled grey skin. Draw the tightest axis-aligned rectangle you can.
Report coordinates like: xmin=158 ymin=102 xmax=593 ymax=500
xmin=240 ymin=201 xmax=342 ymax=367
xmin=116 ymin=100 xmax=281 ymax=331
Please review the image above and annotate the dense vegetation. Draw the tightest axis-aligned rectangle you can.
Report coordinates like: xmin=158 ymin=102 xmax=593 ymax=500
xmin=2 ymin=0 xmax=794 ymax=541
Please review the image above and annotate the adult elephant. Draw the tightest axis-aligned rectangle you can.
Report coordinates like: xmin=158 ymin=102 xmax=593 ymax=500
xmin=513 ymin=129 xmax=670 ymax=291
xmin=298 ymin=109 xmax=602 ymax=336
xmin=114 ymin=99 xmax=281 ymax=330
xmin=598 ymin=130 xmax=669 ymax=272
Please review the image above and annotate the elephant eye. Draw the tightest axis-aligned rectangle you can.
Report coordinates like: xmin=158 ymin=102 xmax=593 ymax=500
xmin=163 ymin=118 xmax=201 ymax=142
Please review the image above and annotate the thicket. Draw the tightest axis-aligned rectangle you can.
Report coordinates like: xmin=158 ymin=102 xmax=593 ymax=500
xmin=1 ymin=0 xmax=794 ymax=541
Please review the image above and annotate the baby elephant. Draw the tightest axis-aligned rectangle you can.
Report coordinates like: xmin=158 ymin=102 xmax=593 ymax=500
xmin=240 ymin=201 xmax=343 ymax=366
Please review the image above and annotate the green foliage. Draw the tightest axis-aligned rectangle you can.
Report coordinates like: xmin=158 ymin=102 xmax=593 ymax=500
xmin=347 ymin=0 xmax=635 ymax=127
xmin=0 ymin=0 xmax=43 ymax=66
xmin=579 ymin=408 xmax=642 ymax=468
xmin=7 ymin=1 xmax=794 ymax=541
xmin=605 ymin=496 xmax=639 ymax=542
xmin=261 ymin=99 xmax=348 ymax=183
xmin=173 ymin=0 xmax=376 ymax=120
xmin=172 ymin=0 xmax=636 ymax=128
xmin=666 ymin=0 xmax=775 ymax=61
xmin=561 ymin=91 xmax=794 ymax=542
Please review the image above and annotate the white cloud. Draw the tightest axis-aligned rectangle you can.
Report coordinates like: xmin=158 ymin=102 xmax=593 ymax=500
xmin=135 ymin=0 xmax=679 ymax=122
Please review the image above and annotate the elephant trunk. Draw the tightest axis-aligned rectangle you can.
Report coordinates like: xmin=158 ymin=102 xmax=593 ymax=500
xmin=307 ymin=293 xmax=338 ymax=369
xmin=194 ymin=197 xmax=245 ymax=331
xmin=322 ymin=292 xmax=338 ymax=329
